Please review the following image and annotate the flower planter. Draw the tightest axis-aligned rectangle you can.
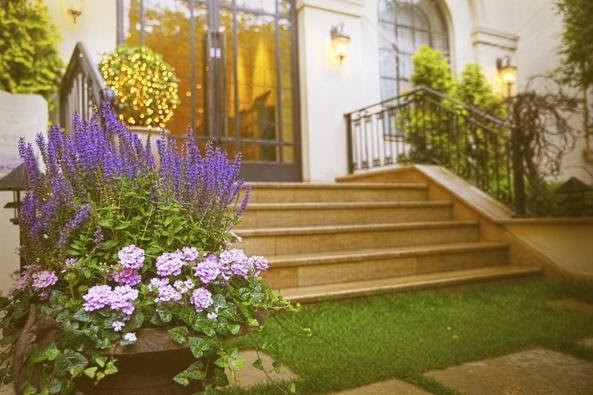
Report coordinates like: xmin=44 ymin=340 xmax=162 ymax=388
xmin=76 ymin=329 xmax=214 ymax=395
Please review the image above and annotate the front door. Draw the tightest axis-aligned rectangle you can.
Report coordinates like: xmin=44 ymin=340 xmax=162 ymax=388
xmin=118 ymin=0 xmax=301 ymax=181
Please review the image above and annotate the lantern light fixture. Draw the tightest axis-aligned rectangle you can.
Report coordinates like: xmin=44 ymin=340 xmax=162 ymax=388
xmin=496 ymin=56 xmax=517 ymax=97
xmin=330 ymin=23 xmax=351 ymax=64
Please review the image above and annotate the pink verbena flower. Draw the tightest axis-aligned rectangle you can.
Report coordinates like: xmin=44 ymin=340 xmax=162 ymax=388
xmin=149 ymin=277 xmax=182 ymax=302
xmin=111 ymin=268 xmax=141 ymax=286
xmin=247 ymin=255 xmax=269 ymax=272
xmin=83 ymin=285 xmax=112 ymax=311
xmin=190 ymin=288 xmax=213 ymax=312
xmin=156 ymin=251 xmax=185 ymax=277
xmin=118 ymin=245 xmax=145 ymax=270
xmin=109 ymin=285 xmax=139 ymax=316
xmin=32 ymin=270 xmax=58 ymax=289
xmin=180 ymin=246 xmax=198 ymax=262
xmin=193 ymin=255 xmax=220 ymax=284
xmin=173 ymin=279 xmax=195 ymax=294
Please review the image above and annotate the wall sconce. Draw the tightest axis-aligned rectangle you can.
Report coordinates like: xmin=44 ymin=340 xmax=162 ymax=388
xmin=496 ymin=56 xmax=517 ymax=97
xmin=67 ymin=0 xmax=83 ymax=24
xmin=330 ymin=23 xmax=351 ymax=63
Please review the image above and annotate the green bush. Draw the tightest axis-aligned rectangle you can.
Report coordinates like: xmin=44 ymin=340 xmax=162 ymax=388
xmin=0 ymin=0 xmax=63 ymax=101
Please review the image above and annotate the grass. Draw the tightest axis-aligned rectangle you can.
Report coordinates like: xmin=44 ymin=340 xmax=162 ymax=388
xmin=222 ymin=279 xmax=593 ymax=395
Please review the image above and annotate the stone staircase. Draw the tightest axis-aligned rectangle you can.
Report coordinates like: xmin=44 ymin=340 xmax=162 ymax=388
xmin=236 ymin=182 xmax=541 ymax=302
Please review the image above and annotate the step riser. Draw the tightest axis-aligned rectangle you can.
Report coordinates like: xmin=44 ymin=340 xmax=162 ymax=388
xmin=248 ymin=188 xmax=428 ymax=203
xmin=238 ymin=206 xmax=451 ymax=228
xmin=263 ymin=249 xmax=508 ymax=288
xmin=239 ymin=226 xmax=479 ymax=256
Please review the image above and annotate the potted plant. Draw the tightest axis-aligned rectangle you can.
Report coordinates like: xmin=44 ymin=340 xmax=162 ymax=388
xmin=99 ymin=45 xmax=180 ymax=131
xmin=0 ymin=104 xmax=294 ymax=394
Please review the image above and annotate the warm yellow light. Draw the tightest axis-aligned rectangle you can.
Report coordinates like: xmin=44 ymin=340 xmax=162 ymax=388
xmin=330 ymin=23 xmax=351 ymax=64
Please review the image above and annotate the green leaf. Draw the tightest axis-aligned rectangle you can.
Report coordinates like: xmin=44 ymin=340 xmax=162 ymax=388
xmin=272 ymin=360 xmax=282 ymax=374
xmin=252 ymin=358 xmax=263 ymax=371
xmin=227 ymin=323 xmax=241 ymax=335
xmin=83 ymin=366 xmax=98 ymax=379
xmin=173 ymin=373 xmax=190 ymax=386
xmin=188 ymin=337 xmax=210 ymax=359
xmin=95 ymin=356 xmax=107 ymax=368
xmin=288 ymin=382 xmax=296 ymax=393
xmin=157 ymin=306 xmax=172 ymax=323
xmin=104 ymin=361 xmax=118 ymax=376
xmin=168 ymin=326 xmax=189 ymax=345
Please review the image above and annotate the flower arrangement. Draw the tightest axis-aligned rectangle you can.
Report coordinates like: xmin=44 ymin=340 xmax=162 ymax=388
xmin=0 ymin=104 xmax=293 ymax=394
xmin=99 ymin=46 xmax=180 ymax=128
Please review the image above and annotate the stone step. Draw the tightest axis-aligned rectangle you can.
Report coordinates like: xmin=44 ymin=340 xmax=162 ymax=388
xmin=246 ymin=182 xmax=429 ymax=203
xmin=236 ymin=220 xmax=480 ymax=256
xmin=279 ymin=265 xmax=543 ymax=303
xmin=238 ymin=201 xmax=452 ymax=228
xmin=262 ymin=242 xmax=509 ymax=288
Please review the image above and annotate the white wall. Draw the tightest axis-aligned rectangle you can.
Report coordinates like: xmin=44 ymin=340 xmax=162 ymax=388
xmin=0 ymin=92 xmax=48 ymax=295
xmin=46 ymin=0 xmax=118 ymax=64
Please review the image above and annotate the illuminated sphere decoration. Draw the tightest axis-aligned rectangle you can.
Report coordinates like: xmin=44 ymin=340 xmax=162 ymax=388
xmin=99 ymin=46 xmax=180 ymax=128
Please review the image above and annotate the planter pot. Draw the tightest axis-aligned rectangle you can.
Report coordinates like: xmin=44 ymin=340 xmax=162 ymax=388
xmin=13 ymin=307 xmax=213 ymax=395
xmin=76 ymin=328 xmax=214 ymax=395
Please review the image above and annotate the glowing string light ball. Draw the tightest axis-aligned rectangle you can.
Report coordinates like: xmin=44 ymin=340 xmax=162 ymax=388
xmin=99 ymin=46 xmax=180 ymax=128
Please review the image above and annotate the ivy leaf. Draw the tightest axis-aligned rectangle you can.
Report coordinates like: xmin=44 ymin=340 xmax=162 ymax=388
xmin=83 ymin=366 xmax=98 ymax=379
xmin=272 ymin=360 xmax=282 ymax=374
xmin=157 ymin=306 xmax=172 ymax=323
xmin=252 ymin=358 xmax=263 ymax=371
xmin=168 ymin=326 xmax=189 ymax=345
xmin=188 ymin=337 xmax=211 ymax=359
xmin=227 ymin=323 xmax=241 ymax=335
xmin=288 ymin=382 xmax=297 ymax=393
xmin=104 ymin=360 xmax=119 ymax=376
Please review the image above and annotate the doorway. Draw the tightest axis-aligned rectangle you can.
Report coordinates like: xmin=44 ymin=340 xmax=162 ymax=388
xmin=117 ymin=0 xmax=301 ymax=181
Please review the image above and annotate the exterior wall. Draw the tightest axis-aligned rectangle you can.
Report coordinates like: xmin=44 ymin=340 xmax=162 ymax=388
xmin=44 ymin=0 xmax=592 ymax=183
xmin=0 ymin=92 xmax=48 ymax=295
xmin=46 ymin=1 xmax=117 ymax=66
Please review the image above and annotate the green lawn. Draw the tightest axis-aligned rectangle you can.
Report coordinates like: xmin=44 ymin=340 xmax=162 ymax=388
xmin=223 ymin=279 xmax=593 ymax=395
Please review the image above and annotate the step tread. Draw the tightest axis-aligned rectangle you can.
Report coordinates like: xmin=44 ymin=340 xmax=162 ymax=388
xmin=268 ymin=241 xmax=508 ymax=267
xmin=279 ymin=265 xmax=542 ymax=302
xmin=245 ymin=201 xmax=452 ymax=210
xmin=236 ymin=220 xmax=478 ymax=236
xmin=246 ymin=182 xmax=428 ymax=190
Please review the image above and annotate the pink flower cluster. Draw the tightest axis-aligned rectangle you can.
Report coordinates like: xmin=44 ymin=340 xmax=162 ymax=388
xmin=11 ymin=265 xmax=58 ymax=300
xmin=83 ymin=284 xmax=138 ymax=317
xmin=112 ymin=245 xmax=145 ymax=286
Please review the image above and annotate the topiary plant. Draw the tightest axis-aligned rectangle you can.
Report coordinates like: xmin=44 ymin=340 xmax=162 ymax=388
xmin=0 ymin=0 xmax=63 ymax=102
xmin=410 ymin=44 xmax=456 ymax=96
xmin=99 ymin=45 xmax=180 ymax=129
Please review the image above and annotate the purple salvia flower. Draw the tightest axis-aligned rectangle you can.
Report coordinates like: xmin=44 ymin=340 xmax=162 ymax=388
xmin=58 ymin=204 xmax=91 ymax=247
xmin=190 ymin=288 xmax=213 ymax=313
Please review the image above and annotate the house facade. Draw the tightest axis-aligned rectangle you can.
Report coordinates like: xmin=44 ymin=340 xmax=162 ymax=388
xmin=45 ymin=0 xmax=593 ymax=184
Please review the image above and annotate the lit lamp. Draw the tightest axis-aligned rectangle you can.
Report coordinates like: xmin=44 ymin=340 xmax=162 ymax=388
xmin=330 ymin=23 xmax=351 ymax=63
xmin=67 ymin=0 xmax=83 ymax=24
xmin=496 ymin=56 xmax=517 ymax=98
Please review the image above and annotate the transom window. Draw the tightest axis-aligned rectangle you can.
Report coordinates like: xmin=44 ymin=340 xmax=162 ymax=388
xmin=378 ymin=0 xmax=450 ymax=99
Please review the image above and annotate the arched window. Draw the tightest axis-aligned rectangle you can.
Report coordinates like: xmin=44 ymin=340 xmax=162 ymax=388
xmin=378 ymin=0 xmax=450 ymax=99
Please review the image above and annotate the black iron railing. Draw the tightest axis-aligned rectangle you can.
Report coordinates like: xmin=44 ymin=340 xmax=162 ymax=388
xmin=59 ymin=42 xmax=114 ymax=130
xmin=345 ymin=86 xmax=526 ymax=214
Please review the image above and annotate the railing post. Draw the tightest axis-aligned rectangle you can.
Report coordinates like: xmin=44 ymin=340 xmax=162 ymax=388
xmin=345 ymin=112 xmax=354 ymax=174
xmin=511 ymin=125 xmax=526 ymax=216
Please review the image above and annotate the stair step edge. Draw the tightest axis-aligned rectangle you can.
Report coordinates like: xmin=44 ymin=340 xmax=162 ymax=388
xmin=246 ymin=182 xmax=428 ymax=190
xmin=279 ymin=265 xmax=543 ymax=302
xmin=245 ymin=201 xmax=452 ymax=210
xmin=236 ymin=220 xmax=479 ymax=236
xmin=268 ymin=242 xmax=508 ymax=267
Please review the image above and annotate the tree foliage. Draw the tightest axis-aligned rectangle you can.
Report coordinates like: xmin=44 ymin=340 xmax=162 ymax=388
xmin=556 ymin=0 xmax=593 ymax=88
xmin=0 ymin=0 xmax=63 ymax=101
xmin=410 ymin=44 xmax=455 ymax=95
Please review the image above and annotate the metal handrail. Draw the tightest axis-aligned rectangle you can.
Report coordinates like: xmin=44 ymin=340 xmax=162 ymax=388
xmin=344 ymin=87 xmax=526 ymax=214
xmin=59 ymin=42 xmax=114 ymax=130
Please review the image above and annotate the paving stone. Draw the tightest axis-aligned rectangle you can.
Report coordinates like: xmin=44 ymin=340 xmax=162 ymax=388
xmin=579 ymin=337 xmax=593 ymax=350
xmin=550 ymin=298 xmax=593 ymax=315
xmin=425 ymin=348 xmax=593 ymax=395
xmin=331 ymin=378 xmax=432 ymax=395
xmin=227 ymin=350 xmax=298 ymax=388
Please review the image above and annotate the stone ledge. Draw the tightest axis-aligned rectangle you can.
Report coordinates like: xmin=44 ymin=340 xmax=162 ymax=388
xmin=471 ymin=26 xmax=519 ymax=51
xmin=296 ymin=0 xmax=364 ymax=17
